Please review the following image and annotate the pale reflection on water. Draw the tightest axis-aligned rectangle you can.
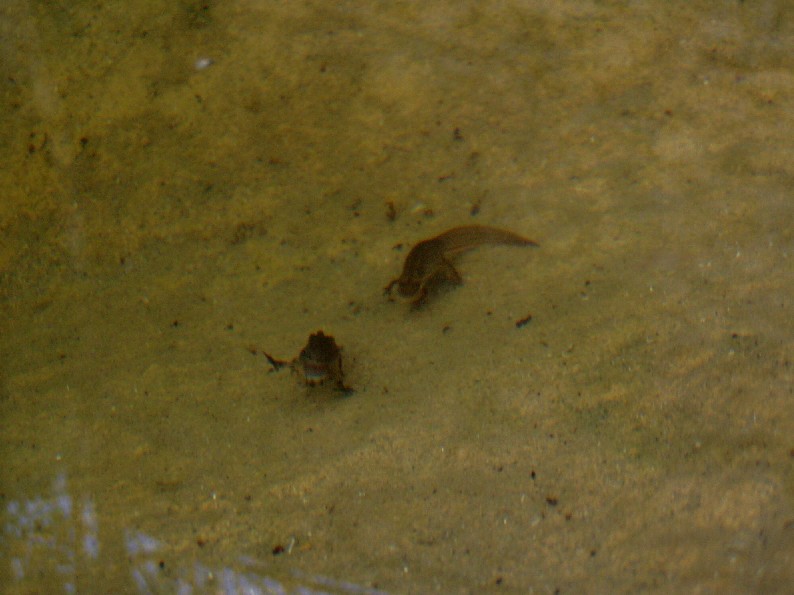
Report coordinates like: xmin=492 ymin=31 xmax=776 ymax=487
xmin=3 ymin=471 xmax=386 ymax=595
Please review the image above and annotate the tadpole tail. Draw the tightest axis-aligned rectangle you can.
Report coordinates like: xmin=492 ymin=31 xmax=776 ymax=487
xmin=437 ymin=225 xmax=539 ymax=257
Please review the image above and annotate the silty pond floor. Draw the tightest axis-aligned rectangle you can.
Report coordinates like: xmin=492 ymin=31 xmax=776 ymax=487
xmin=1 ymin=0 xmax=792 ymax=592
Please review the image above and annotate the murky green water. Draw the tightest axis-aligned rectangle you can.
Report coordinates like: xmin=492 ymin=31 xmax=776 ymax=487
xmin=2 ymin=1 xmax=792 ymax=592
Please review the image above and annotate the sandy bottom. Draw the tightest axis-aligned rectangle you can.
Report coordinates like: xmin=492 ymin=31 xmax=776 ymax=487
xmin=1 ymin=1 xmax=792 ymax=592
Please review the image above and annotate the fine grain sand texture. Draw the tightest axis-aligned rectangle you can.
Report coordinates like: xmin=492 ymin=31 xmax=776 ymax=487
xmin=1 ymin=1 xmax=792 ymax=592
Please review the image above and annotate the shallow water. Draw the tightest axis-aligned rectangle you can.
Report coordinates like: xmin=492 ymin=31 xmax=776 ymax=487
xmin=2 ymin=1 xmax=792 ymax=592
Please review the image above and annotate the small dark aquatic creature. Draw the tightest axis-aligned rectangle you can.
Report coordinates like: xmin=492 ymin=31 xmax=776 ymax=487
xmin=263 ymin=331 xmax=352 ymax=394
xmin=385 ymin=225 xmax=539 ymax=307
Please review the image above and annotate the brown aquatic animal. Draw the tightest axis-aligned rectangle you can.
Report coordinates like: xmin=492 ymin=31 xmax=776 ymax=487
xmin=385 ymin=225 xmax=539 ymax=307
xmin=263 ymin=331 xmax=352 ymax=394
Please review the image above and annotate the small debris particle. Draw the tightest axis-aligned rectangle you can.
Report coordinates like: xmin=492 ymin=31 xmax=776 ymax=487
xmin=385 ymin=200 xmax=397 ymax=221
xmin=195 ymin=57 xmax=214 ymax=70
xmin=515 ymin=314 xmax=532 ymax=328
